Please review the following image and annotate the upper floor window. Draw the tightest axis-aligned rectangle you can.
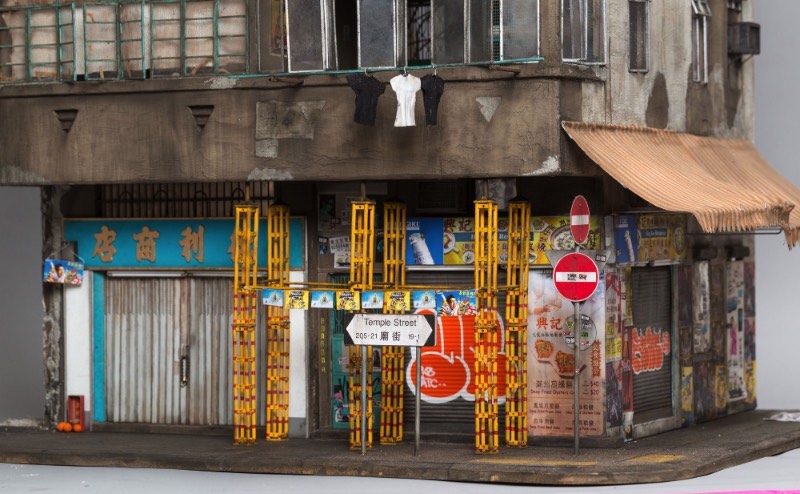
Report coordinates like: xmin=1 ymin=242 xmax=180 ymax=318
xmin=562 ymin=0 xmax=606 ymax=64
xmin=691 ymin=0 xmax=711 ymax=83
xmin=628 ymin=0 xmax=649 ymax=72
xmin=287 ymin=0 xmax=540 ymax=72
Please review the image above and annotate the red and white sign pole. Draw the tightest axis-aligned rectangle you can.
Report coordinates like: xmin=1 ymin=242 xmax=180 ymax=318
xmin=552 ymin=195 xmax=600 ymax=456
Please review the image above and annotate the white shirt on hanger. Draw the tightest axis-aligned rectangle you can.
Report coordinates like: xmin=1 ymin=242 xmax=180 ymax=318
xmin=390 ymin=74 xmax=421 ymax=127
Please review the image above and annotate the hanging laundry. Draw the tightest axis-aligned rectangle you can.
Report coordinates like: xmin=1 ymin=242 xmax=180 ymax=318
xmin=390 ymin=73 xmax=421 ymax=127
xmin=346 ymin=73 xmax=385 ymax=126
xmin=421 ymin=74 xmax=445 ymax=125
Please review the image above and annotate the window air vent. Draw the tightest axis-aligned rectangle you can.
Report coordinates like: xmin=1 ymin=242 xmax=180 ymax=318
xmin=416 ymin=180 xmax=466 ymax=213
xmin=728 ymin=22 xmax=760 ymax=55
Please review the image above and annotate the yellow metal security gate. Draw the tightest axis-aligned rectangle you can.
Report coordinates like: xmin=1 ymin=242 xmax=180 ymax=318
xmin=104 ymin=277 xmax=235 ymax=425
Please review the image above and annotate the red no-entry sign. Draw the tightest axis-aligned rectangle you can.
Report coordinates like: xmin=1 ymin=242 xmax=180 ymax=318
xmin=570 ymin=195 xmax=590 ymax=246
xmin=553 ymin=253 xmax=599 ymax=302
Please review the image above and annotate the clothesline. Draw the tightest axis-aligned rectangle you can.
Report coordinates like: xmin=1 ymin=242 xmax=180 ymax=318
xmin=229 ymin=56 xmax=544 ymax=80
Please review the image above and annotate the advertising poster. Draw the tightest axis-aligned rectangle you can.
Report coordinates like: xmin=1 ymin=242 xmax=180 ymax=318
xmin=613 ymin=214 xmax=687 ymax=263
xmin=678 ymin=265 xmax=693 ymax=328
xmin=406 ymin=218 xmax=444 ymax=266
xmin=361 ymin=290 xmax=384 ymax=310
xmin=411 ymin=290 xmax=437 ymax=310
xmin=744 ymin=262 xmax=756 ymax=317
xmin=436 ymin=290 xmax=477 ymax=316
xmin=744 ymin=361 xmax=756 ymax=405
xmin=726 ymin=261 xmax=746 ymax=402
xmin=605 ymin=361 xmax=622 ymax=429
xmin=527 ymin=270 xmax=605 ymax=437
xmin=384 ymin=291 xmax=411 ymax=312
xmin=43 ymin=259 xmax=84 ymax=285
xmin=285 ymin=290 xmax=309 ymax=310
xmin=329 ymin=236 xmax=350 ymax=269
xmin=262 ymin=289 xmax=284 ymax=307
xmin=336 ymin=290 xmax=360 ymax=311
xmin=693 ymin=361 xmax=714 ymax=421
xmin=693 ymin=261 xmax=712 ymax=354
xmin=681 ymin=366 xmax=694 ymax=427
xmin=530 ymin=216 xmax=601 ymax=265
xmin=310 ymin=291 xmax=335 ymax=309
xmin=605 ymin=269 xmax=622 ymax=362
xmin=443 ymin=217 xmax=475 ymax=265
xmin=714 ymin=364 xmax=728 ymax=413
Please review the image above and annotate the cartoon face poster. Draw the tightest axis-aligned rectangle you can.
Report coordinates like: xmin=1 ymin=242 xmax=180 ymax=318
xmin=336 ymin=290 xmax=360 ymax=311
xmin=285 ymin=290 xmax=309 ymax=310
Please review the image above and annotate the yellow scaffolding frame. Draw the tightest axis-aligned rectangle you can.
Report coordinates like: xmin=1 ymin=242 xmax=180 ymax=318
xmin=232 ymin=204 xmax=259 ymax=445
xmin=380 ymin=201 xmax=407 ymax=445
xmin=504 ymin=199 xmax=531 ymax=447
xmin=265 ymin=203 xmax=291 ymax=440
xmin=474 ymin=199 xmax=500 ymax=454
xmin=349 ymin=200 xmax=376 ymax=449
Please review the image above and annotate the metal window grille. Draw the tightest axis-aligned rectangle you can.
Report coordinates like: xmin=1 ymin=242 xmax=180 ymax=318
xmin=0 ymin=0 xmax=249 ymax=84
xmin=407 ymin=0 xmax=431 ymax=64
xmin=100 ymin=181 xmax=273 ymax=218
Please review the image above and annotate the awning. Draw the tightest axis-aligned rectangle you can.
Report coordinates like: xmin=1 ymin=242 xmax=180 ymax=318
xmin=562 ymin=121 xmax=800 ymax=248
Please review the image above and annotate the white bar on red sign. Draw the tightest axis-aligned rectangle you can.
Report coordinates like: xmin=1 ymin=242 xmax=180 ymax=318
xmin=554 ymin=271 xmax=598 ymax=283
xmin=571 ymin=214 xmax=590 ymax=225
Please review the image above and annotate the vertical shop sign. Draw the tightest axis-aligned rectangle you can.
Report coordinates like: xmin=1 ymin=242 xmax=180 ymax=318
xmin=527 ymin=270 xmax=605 ymax=437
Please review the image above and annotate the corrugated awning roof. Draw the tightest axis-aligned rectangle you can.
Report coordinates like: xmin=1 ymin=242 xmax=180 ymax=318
xmin=562 ymin=121 xmax=800 ymax=248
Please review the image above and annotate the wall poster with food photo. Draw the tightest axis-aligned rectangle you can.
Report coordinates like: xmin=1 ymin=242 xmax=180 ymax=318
xmin=527 ymin=270 xmax=606 ymax=437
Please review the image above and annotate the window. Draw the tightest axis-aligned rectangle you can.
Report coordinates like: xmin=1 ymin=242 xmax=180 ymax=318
xmin=628 ymin=0 xmax=649 ymax=72
xmin=562 ymin=0 xmax=607 ymax=64
xmin=284 ymin=0 xmax=539 ymax=73
xmin=691 ymin=0 xmax=711 ymax=83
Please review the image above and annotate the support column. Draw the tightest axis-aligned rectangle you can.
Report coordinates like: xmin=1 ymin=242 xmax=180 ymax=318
xmin=474 ymin=199 xmax=499 ymax=454
xmin=505 ymin=199 xmax=531 ymax=447
xmin=380 ymin=201 xmax=406 ymax=445
xmin=232 ymin=204 xmax=259 ymax=445
xmin=348 ymin=200 xmax=376 ymax=449
xmin=266 ymin=202 xmax=290 ymax=440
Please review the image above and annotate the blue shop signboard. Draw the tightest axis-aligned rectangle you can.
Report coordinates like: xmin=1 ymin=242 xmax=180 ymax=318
xmin=64 ymin=218 xmax=305 ymax=270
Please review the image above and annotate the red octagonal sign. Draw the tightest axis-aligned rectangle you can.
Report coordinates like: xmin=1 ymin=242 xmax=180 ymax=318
xmin=553 ymin=253 xmax=599 ymax=303
xmin=570 ymin=195 xmax=591 ymax=246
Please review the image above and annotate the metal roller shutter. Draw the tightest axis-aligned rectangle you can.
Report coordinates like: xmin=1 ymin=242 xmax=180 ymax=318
xmin=402 ymin=271 xmax=506 ymax=435
xmin=630 ymin=267 xmax=673 ymax=416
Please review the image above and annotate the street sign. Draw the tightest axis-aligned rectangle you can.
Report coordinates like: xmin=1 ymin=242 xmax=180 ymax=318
xmin=553 ymin=252 xmax=599 ymax=302
xmin=570 ymin=195 xmax=591 ymax=246
xmin=343 ymin=313 xmax=436 ymax=347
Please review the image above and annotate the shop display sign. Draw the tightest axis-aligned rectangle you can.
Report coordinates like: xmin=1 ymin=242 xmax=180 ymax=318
xmin=64 ymin=218 xmax=304 ymax=270
xmin=528 ymin=270 xmax=605 ymax=437
xmin=530 ymin=216 xmax=601 ymax=265
xmin=613 ymin=214 xmax=687 ymax=264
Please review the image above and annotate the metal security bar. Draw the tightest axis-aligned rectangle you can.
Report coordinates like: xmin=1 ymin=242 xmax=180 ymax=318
xmin=504 ymin=199 xmax=530 ymax=447
xmin=348 ymin=200 xmax=375 ymax=450
xmin=265 ymin=202 xmax=290 ymax=440
xmin=232 ymin=204 xmax=259 ymax=445
xmin=380 ymin=201 xmax=407 ymax=445
xmin=474 ymin=199 xmax=499 ymax=454
xmin=0 ymin=0 xmax=248 ymax=84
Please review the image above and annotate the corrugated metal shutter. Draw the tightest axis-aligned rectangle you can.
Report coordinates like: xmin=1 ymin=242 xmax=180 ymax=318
xmin=630 ymin=267 xmax=673 ymax=415
xmin=403 ymin=271 xmax=506 ymax=435
xmin=105 ymin=276 xmax=267 ymax=426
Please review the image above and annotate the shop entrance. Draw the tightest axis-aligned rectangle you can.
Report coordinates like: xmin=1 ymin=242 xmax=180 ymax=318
xmin=103 ymin=276 xmax=269 ymax=426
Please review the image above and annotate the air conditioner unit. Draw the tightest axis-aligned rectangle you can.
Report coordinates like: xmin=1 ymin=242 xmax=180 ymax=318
xmin=728 ymin=22 xmax=760 ymax=55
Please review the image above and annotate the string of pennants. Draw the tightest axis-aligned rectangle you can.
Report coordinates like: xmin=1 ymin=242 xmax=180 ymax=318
xmin=263 ymin=288 xmax=477 ymax=314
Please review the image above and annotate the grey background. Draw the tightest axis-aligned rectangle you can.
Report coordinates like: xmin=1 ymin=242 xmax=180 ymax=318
xmin=1 ymin=0 xmax=798 ymax=423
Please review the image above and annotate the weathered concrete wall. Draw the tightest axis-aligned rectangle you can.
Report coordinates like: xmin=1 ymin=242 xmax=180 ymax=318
xmin=599 ymin=0 xmax=754 ymax=139
xmin=0 ymin=70 xmax=577 ymax=185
